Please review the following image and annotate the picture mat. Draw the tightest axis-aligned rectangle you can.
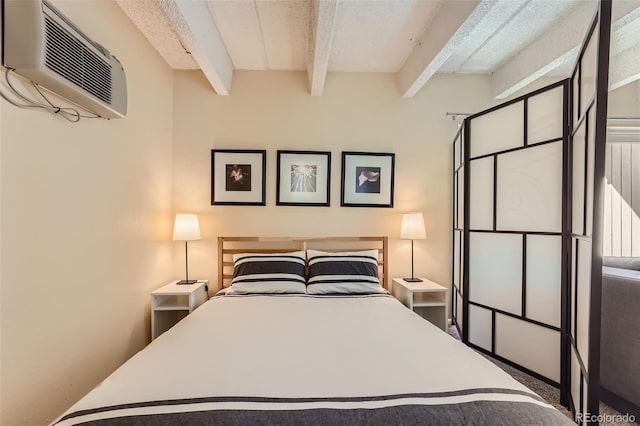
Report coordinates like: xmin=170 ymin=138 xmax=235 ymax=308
xmin=213 ymin=152 xmax=264 ymax=203
xmin=343 ymin=155 xmax=393 ymax=205
xmin=278 ymin=153 xmax=329 ymax=204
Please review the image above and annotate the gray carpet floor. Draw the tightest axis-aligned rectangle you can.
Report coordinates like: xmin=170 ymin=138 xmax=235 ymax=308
xmin=447 ymin=326 xmax=638 ymax=425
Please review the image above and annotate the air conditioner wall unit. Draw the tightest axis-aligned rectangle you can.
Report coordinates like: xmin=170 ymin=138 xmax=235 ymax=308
xmin=1 ymin=0 xmax=127 ymax=118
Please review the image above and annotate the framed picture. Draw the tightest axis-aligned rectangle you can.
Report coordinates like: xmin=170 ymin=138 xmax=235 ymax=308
xmin=341 ymin=151 xmax=395 ymax=208
xmin=276 ymin=150 xmax=331 ymax=206
xmin=211 ymin=149 xmax=266 ymax=205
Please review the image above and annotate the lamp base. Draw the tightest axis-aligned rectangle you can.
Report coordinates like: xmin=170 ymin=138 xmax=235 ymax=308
xmin=177 ymin=280 xmax=197 ymax=285
xmin=403 ymin=277 xmax=423 ymax=282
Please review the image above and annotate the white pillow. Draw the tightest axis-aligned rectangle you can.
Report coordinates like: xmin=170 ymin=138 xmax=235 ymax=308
xmin=227 ymin=251 xmax=306 ymax=295
xmin=306 ymin=249 xmax=384 ymax=295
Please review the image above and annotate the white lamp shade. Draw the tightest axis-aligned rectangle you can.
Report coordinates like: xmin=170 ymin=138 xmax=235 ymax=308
xmin=401 ymin=212 xmax=426 ymax=240
xmin=173 ymin=214 xmax=201 ymax=241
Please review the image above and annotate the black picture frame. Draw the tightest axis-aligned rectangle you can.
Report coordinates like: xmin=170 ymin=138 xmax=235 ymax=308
xmin=341 ymin=151 xmax=395 ymax=208
xmin=211 ymin=149 xmax=266 ymax=205
xmin=276 ymin=150 xmax=331 ymax=207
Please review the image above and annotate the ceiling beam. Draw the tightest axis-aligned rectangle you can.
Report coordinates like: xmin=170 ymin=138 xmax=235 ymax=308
xmin=608 ymin=5 xmax=640 ymax=91
xmin=609 ymin=43 xmax=640 ymax=91
xmin=398 ymin=0 xmax=501 ymax=98
xmin=159 ymin=0 xmax=233 ymax=95
xmin=436 ymin=0 xmax=527 ymax=73
xmin=492 ymin=0 xmax=640 ymax=100
xmin=307 ymin=0 xmax=338 ymax=96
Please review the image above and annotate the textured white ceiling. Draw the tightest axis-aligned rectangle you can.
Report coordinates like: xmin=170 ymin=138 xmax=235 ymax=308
xmin=257 ymin=0 xmax=310 ymax=70
xmin=118 ymin=0 xmax=640 ymax=97
xmin=117 ymin=0 xmax=198 ymax=69
xmin=206 ymin=1 xmax=266 ymax=69
xmin=328 ymin=0 xmax=442 ymax=72
xmin=208 ymin=0 xmax=310 ymax=70
xmin=436 ymin=0 xmax=528 ymax=74
xmin=207 ymin=0 xmax=439 ymax=72
xmin=610 ymin=5 xmax=640 ymax=55
xmin=441 ymin=0 xmax=585 ymax=73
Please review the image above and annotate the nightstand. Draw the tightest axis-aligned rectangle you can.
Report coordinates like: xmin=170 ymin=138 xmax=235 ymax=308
xmin=151 ymin=280 xmax=209 ymax=340
xmin=392 ymin=278 xmax=448 ymax=331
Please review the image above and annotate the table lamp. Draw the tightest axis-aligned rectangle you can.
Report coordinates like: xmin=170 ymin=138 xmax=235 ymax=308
xmin=400 ymin=212 xmax=426 ymax=282
xmin=173 ymin=213 xmax=201 ymax=285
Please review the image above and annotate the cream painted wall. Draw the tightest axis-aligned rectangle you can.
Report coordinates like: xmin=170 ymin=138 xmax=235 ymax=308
xmin=172 ymin=71 xmax=526 ymax=296
xmin=0 ymin=1 xmax=174 ymax=425
xmin=608 ymin=81 xmax=640 ymax=117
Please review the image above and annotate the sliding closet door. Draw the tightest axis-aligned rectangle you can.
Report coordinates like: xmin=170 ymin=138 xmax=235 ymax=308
xmin=451 ymin=124 xmax=465 ymax=337
xmin=567 ymin=1 xmax=611 ymax=423
xmin=463 ymin=80 xmax=568 ymax=388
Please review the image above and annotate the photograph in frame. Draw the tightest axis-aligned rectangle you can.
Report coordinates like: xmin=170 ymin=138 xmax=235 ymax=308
xmin=277 ymin=150 xmax=331 ymax=207
xmin=211 ymin=150 xmax=266 ymax=205
xmin=225 ymin=164 xmax=252 ymax=192
xmin=341 ymin=151 xmax=395 ymax=207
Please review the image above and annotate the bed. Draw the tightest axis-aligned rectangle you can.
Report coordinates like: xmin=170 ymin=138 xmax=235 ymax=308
xmin=53 ymin=237 xmax=572 ymax=425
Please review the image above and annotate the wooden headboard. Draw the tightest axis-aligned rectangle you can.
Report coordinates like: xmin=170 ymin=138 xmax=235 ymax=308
xmin=218 ymin=236 xmax=389 ymax=290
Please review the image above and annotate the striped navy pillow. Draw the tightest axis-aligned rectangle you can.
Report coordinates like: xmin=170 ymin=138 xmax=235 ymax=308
xmin=306 ymin=249 xmax=385 ymax=295
xmin=228 ymin=251 xmax=306 ymax=295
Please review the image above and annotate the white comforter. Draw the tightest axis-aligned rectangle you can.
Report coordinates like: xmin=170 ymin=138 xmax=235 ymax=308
xmin=53 ymin=294 xmax=570 ymax=425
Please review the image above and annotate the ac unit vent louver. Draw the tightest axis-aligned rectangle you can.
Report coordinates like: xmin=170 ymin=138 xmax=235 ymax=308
xmin=1 ymin=0 xmax=127 ymax=118
xmin=44 ymin=17 xmax=112 ymax=104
